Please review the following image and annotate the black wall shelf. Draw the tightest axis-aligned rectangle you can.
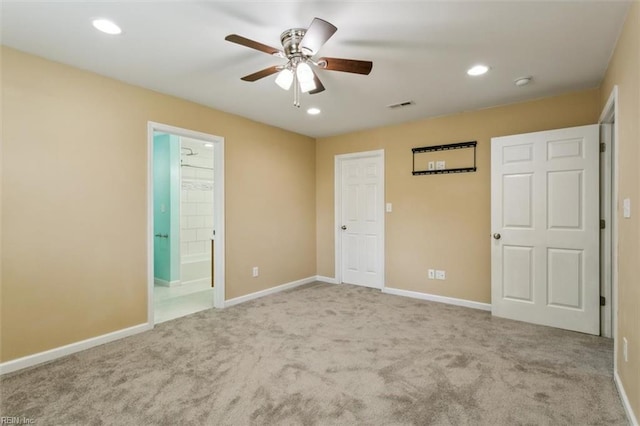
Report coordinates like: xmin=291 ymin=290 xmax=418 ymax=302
xmin=412 ymin=141 xmax=477 ymax=175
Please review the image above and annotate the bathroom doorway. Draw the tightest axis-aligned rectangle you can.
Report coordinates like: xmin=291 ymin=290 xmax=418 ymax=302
xmin=147 ymin=122 xmax=225 ymax=325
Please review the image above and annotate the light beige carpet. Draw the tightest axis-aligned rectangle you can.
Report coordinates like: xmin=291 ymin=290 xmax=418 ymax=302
xmin=0 ymin=282 xmax=627 ymax=425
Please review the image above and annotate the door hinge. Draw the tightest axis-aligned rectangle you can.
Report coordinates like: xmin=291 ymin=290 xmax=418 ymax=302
xmin=600 ymin=219 xmax=606 ymax=229
xmin=600 ymin=143 xmax=606 ymax=153
xmin=600 ymin=296 xmax=606 ymax=306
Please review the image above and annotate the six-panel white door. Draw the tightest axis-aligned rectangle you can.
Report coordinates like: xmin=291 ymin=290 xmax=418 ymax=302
xmin=339 ymin=152 xmax=384 ymax=289
xmin=491 ymin=125 xmax=600 ymax=335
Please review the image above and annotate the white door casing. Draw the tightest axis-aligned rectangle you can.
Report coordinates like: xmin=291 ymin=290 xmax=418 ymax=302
xmin=147 ymin=121 xmax=226 ymax=326
xmin=491 ymin=124 xmax=600 ymax=335
xmin=335 ymin=150 xmax=384 ymax=289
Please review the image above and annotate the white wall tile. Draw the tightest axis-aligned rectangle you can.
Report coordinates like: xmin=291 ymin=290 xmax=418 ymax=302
xmin=182 ymin=202 xmax=198 ymax=216
xmin=188 ymin=190 xmax=204 ymax=203
xmin=204 ymin=216 xmax=214 ymax=228
xmin=197 ymin=203 xmax=212 ymax=215
xmin=188 ymin=215 xmax=204 ymax=229
xmin=182 ymin=167 xmax=197 ymax=178
xmin=197 ymin=228 xmax=212 ymax=241
xmin=188 ymin=241 xmax=206 ymax=255
xmin=182 ymin=229 xmax=197 ymax=243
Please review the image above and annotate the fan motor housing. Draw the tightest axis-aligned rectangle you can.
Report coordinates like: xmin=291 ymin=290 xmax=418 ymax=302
xmin=280 ymin=28 xmax=307 ymax=58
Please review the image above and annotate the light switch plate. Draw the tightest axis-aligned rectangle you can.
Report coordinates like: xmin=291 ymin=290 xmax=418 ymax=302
xmin=623 ymin=198 xmax=631 ymax=218
xmin=435 ymin=270 xmax=446 ymax=280
xmin=428 ymin=269 xmax=435 ymax=279
xmin=436 ymin=161 xmax=445 ymax=170
xmin=386 ymin=203 xmax=392 ymax=212
xmin=428 ymin=161 xmax=435 ymax=171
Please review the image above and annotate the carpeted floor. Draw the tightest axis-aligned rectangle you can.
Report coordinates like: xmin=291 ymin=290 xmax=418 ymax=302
xmin=0 ymin=282 xmax=627 ymax=425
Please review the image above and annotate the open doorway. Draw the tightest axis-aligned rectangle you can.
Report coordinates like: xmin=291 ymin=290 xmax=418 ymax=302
xmin=147 ymin=122 xmax=225 ymax=325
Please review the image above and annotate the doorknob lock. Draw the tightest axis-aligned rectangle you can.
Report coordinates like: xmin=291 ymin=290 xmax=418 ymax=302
xmin=493 ymin=233 xmax=501 ymax=240
xmin=341 ymin=225 xmax=347 ymax=230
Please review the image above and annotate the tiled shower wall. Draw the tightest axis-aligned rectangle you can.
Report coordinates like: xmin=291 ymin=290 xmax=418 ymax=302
xmin=180 ymin=160 xmax=214 ymax=259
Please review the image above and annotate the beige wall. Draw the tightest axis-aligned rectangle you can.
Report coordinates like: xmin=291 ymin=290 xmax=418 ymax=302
xmin=1 ymin=47 xmax=316 ymax=362
xmin=601 ymin=1 xmax=640 ymax=417
xmin=316 ymin=89 xmax=600 ymax=303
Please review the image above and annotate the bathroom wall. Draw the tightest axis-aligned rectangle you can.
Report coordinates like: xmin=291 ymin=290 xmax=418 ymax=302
xmin=153 ymin=133 xmax=181 ymax=284
xmin=180 ymin=138 xmax=214 ymax=284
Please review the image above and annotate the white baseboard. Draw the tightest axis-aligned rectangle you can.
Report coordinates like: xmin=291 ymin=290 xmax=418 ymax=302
xmin=615 ymin=370 xmax=639 ymax=426
xmin=154 ymin=278 xmax=180 ymax=287
xmin=382 ymin=287 xmax=491 ymax=311
xmin=0 ymin=322 xmax=152 ymax=376
xmin=180 ymin=277 xmax=210 ymax=287
xmin=224 ymin=276 xmax=317 ymax=307
xmin=316 ymin=275 xmax=340 ymax=284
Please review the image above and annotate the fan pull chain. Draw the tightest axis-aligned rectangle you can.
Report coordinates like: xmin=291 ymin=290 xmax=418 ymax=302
xmin=293 ymin=73 xmax=300 ymax=108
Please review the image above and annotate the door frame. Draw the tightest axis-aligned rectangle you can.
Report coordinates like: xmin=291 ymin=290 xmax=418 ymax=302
xmin=598 ymin=86 xmax=619 ymax=341
xmin=147 ymin=121 xmax=226 ymax=326
xmin=334 ymin=149 xmax=385 ymax=287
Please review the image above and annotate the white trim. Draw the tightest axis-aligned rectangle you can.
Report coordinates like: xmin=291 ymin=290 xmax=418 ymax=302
xmin=615 ymin=371 xmax=639 ymax=426
xmin=334 ymin=149 xmax=385 ymax=288
xmin=224 ymin=276 xmax=317 ymax=307
xmin=0 ymin=323 xmax=152 ymax=375
xmin=153 ymin=278 xmax=180 ymax=287
xmin=179 ymin=277 xmax=211 ymax=287
xmin=147 ymin=122 xmax=226 ymax=323
xmin=316 ymin=275 xmax=340 ymax=284
xmin=598 ymin=87 xmax=619 ymax=343
xmin=382 ymin=287 xmax=492 ymax=311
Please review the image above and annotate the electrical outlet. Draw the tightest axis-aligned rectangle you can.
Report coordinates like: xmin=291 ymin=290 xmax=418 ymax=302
xmin=623 ymin=337 xmax=628 ymax=362
xmin=252 ymin=266 xmax=259 ymax=277
xmin=436 ymin=161 xmax=446 ymax=170
xmin=428 ymin=269 xmax=435 ymax=279
xmin=435 ymin=270 xmax=446 ymax=280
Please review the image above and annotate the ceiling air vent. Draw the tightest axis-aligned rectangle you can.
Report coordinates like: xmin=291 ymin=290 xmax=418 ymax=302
xmin=387 ymin=100 xmax=415 ymax=109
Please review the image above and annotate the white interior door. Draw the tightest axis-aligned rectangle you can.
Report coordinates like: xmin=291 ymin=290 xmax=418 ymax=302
xmin=336 ymin=151 xmax=384 ymax=289
xmin=491 ymin=124 xmax=600 ymax=335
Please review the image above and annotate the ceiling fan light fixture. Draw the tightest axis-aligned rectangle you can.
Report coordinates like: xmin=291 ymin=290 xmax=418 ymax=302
xmin=296 ymin=62 xmax=314 ymax=83
xmin=275 ymin=68 xmax=294 ymax=90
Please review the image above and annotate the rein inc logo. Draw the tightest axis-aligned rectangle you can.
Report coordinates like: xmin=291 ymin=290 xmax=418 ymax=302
xmin=0 ymin=418 xmax=35 ymax=424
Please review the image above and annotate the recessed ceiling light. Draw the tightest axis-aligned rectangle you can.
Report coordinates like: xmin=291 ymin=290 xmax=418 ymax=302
xmin=514 ymin=76 xmax=533 ymax=87
xmin=92 ymin=19 xmax=122 ymax=35
xmin=467 ymin=64 xmax=489 ymax=76
xmin=307 ymin=107 xmax=321 ymax=115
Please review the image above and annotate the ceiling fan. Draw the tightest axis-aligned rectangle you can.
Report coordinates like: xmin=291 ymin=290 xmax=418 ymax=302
xmin=225 ymin=18 xmax=373 ymax=107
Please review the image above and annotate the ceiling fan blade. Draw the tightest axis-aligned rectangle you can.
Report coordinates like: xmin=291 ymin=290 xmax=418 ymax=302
xmin=225 ymin=34 xmax=283 ymax=56
xmin=309 ymin=71 xmax=325 ymax=95
xmin=240 ymin=66 xmax=281 ymax=82
xmin=300 ymin=18 xmax=337 ymax=55
xmin=318 ymin=57 xmax=373 ymax=75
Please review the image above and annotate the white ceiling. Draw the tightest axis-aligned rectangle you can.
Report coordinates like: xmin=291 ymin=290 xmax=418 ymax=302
xmin=1 ymin=1 xmax=630 ymax=138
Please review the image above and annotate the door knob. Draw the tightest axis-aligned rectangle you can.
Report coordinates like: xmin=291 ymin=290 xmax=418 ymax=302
xmin=341 ymin=225 xmax=347 ymax=230
xmin=493 ymin=233 xmax=501 ymax=240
